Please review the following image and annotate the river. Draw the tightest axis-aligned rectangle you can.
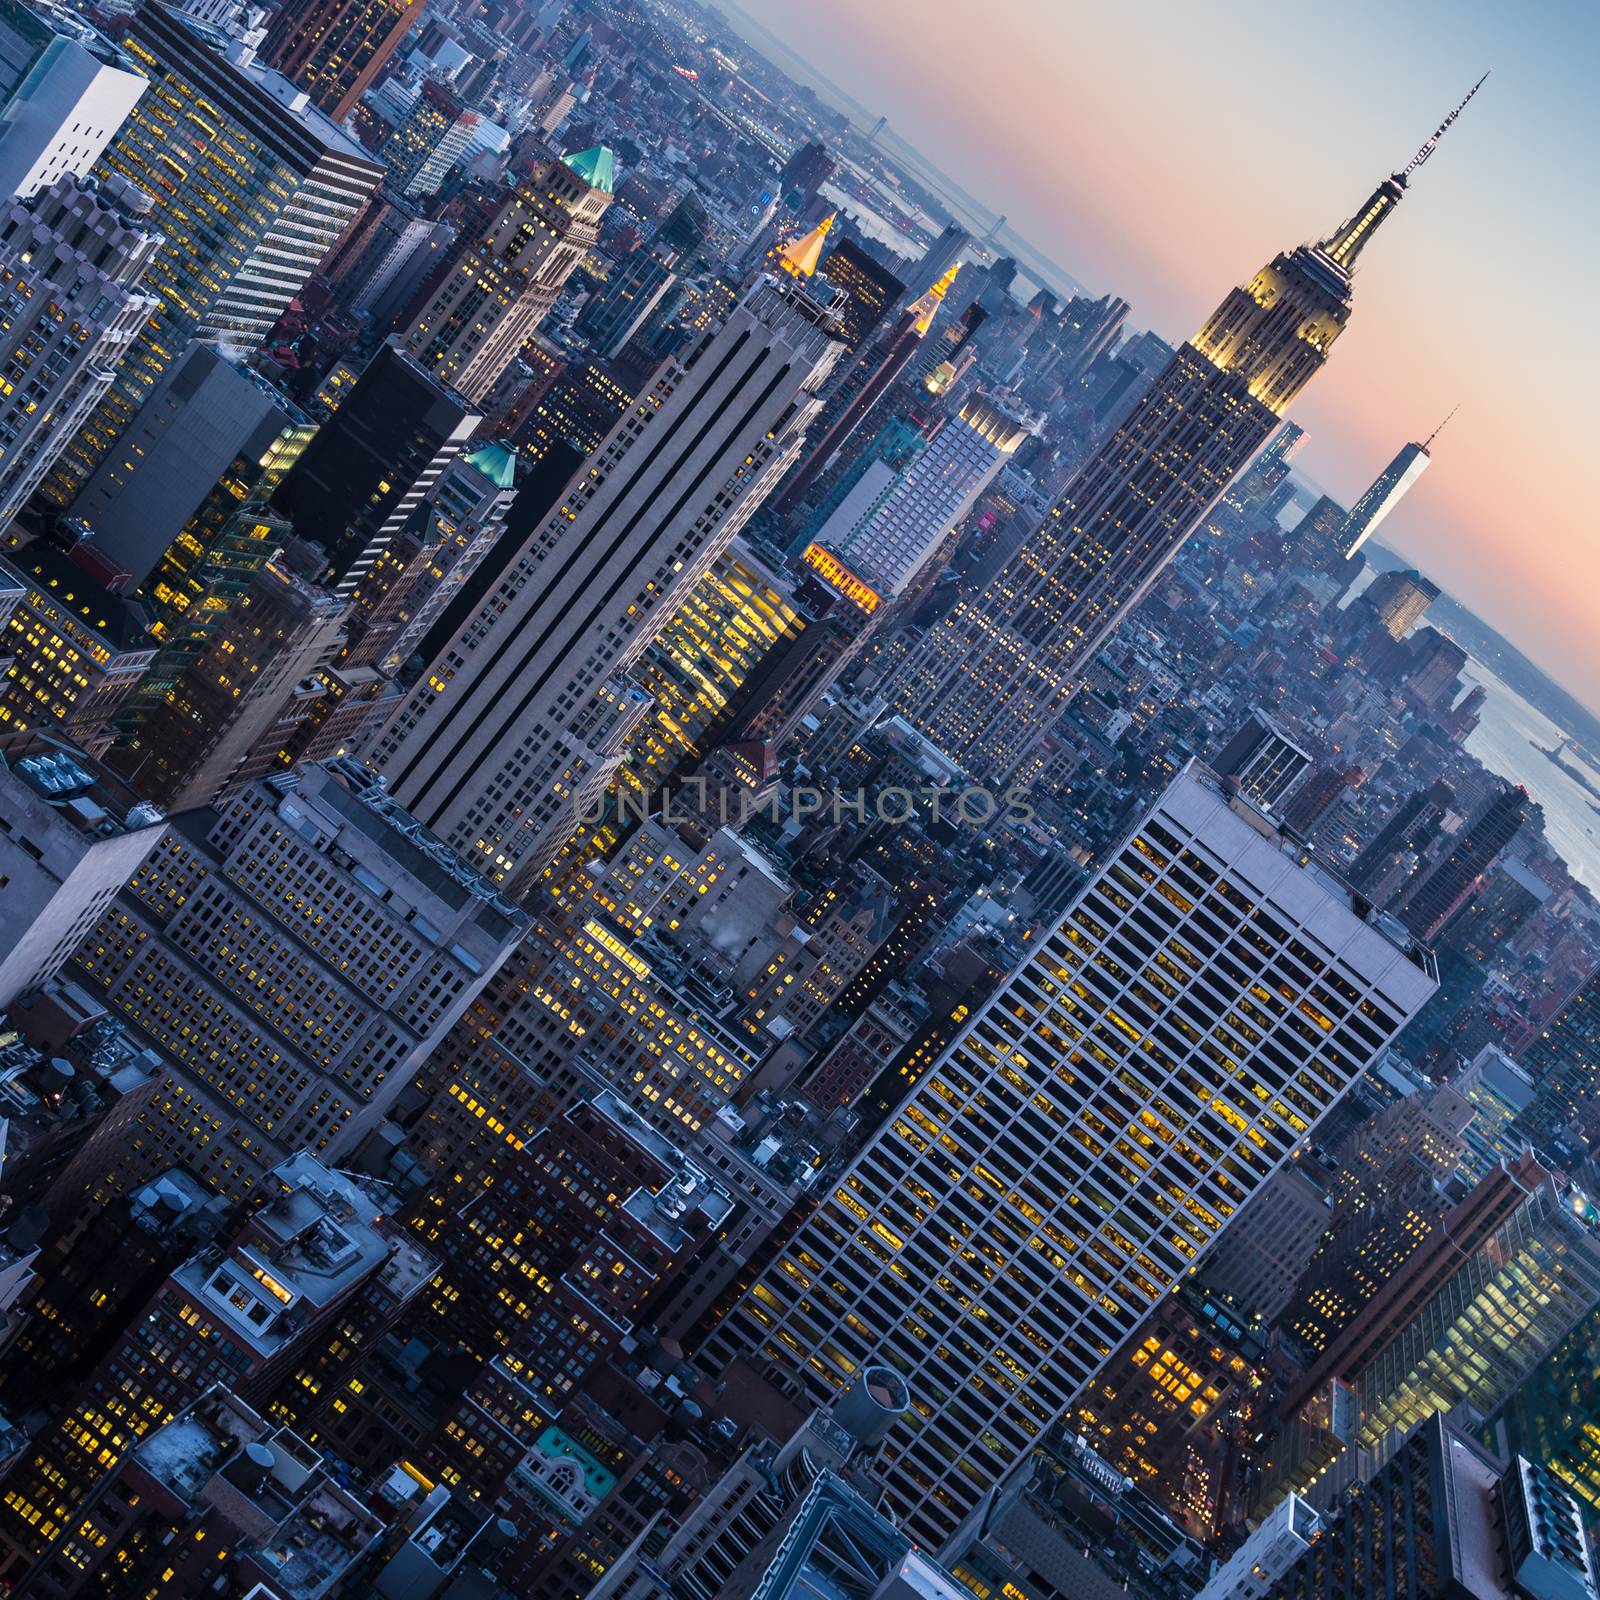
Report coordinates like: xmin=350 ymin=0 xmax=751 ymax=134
xmin=1460 ymin=658 xmax=1600 ymax=888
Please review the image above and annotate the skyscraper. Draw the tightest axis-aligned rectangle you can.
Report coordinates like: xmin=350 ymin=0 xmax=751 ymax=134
xmin=883 ymin=89 xmax=1484 ymax=782
xmin=371 ymin=275 xmax=842 ymax=891
xmin=0 ymin=0 xmax=145 ymax=200
xmin=0 ymin=175 xmax=158 ymax=528
xmin=802 ymin=393 xmax=1034 ymax=601
xmin=712 ymin=762 xmax=1437 ymax=1546
xmin=42 ymin=2 xmax=383 ymax=504
xmin=68 ymin=759 xmax=528 ymax=1201
xmin=270 ymin=342 xmax=480 ymax=591
xmin=1338 ymin=429 xmax=1440 ymax=560
xmin=259 ymin=0 xmax=423 ymax=120
xmin=400 ymin=148 xmax=614 ymax=403
xmin=1398 ymin=783 xmax=1529 ymax=941
xmin=1515 ymin=965 xmax=1600 ymax=1151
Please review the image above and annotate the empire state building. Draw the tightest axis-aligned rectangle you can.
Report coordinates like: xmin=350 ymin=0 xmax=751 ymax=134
xmin=886 ymin=80 xmax=1486 ymax=783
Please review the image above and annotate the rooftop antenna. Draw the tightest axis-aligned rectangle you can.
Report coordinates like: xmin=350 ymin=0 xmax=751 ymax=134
xmin=1400 ymin=73 xmax=1490 ymax=180
xmin=1422 ymin=406 xmax=1459 ymax=451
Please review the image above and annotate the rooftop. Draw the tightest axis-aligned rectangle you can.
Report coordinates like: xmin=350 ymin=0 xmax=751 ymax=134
xmin=563 ymin=144 xmax=616 ymax=194
xmin=0 ymin=734 xmax=165 ymax=836
xmin=1 ymin=548 xmax=154 ymax=653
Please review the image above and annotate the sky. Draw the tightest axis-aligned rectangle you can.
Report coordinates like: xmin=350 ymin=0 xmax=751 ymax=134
xmin=731 ymin=0 xmax=1599 ymax=712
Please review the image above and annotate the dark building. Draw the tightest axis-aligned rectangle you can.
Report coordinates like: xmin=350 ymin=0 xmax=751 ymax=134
xmin=1349 ymin=779 xmax=1456 ymax=896
xmin=819 ymin=237 xmax=905 ymax=353
xmin=270 ymin=342 xmax=478 ymax=589
xmin=1516 ymin=966 xmax=1600 ymax=1152
xmin=260 ymin=0 xmax=423 ymax=120
xmin=779 ymin=140 xmax=834 ymax=204
xmin=1399 ymin=785 xmax=1530 ymax=942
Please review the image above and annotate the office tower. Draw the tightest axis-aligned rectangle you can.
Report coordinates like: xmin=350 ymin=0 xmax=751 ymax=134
xmin=67 ymin=758 xmax=527 ymax=1201
xmin=0 ymin=547 xmax=155 ymax=753
xmin=1198 ymin=1158 xmax=1333 ymax=1321
xmin=0 ymin=176 xmax=158 ymax=528
xmin=1441 ymin=856 xmax=1550 ymax=965
xmin=260 ymin=0 xmax=423 ymax=120
xmin=715 ymin=763 xmax=1437 ymax=1546
xmin=401 ymin=148 xmax=614 ymax=403
xmin=1282 ymin=762 xmax=1362 ymax=834
xmin=819 ymin=237 xmax=905 ymax=352
xmin=1262 ymin=1417 xmax=1597 ymax=1600
xmin=597 ymin=1389 xmax=912 ymax=1600
xmin=1196 ymin=1497 xmax=1322 ymax=1600
xmin=0 ymin=1 xmax=145 ymax=199
xmin=578 ymin=241 xmax=682 ymax=358
xmin=111 ymin=556 xmax=347 ymax=808
xmin=68 ymin=344 xmax=306 ymax=583
xmin=623 ymin=537 xmax=807 ymax=782
xmin=0 ymin=1153 xmax=431 ymax=1585
xmin=1211 ymin=709 xmax=1313 ymax=812
xmin=774 ymin=261 xmax=961 ymax=514
xmin=1363 ymin=566 xmax=1440 ymax=638
xmin=1516 ymin=967 xmax=1600 ymax=1151
xmin=0 ymin=737 xmax=162 ymax=1009
xmin=944 ymin=1424 xmax=1205 ymax=1600
xmin=42 ymin=3 xmax=383 ymax=506
xmin=347 ymin=439 xmax=520 ymax=673
xmin=1339 ymin=435 xmax=1434 ymax=560
xmin=372 ymin=275 xmax=843 ymax=892
xmin=779 ymin=138 xmax=835 ymax=204
xmin=1069 ymin=1293 xmax=1270 ymax=1538
xmin=1398 ymin=784 xmax=1529 ymax=941
xmin=1354 ymin=1170 xmax=1600 ymax=1454
xmin=381 ymin=78 xmax=481 ymax=196
xmin=325 ymin=189 xmax=436 ymax=313
xmin=906 ymin=220 xmax=969 ymax=296
xmin=514 ymin=357 xmax=632 ymax=462
xmin=270 ymin=342 xmax=480 ymax=591
xmin=1455 ymin=1044 xmax=1534 ymax=1181
xmin=882 ymin=93 xmax=1485 ymax=782
xmin=1348 ymin=778 xmax=1455 ymax=897
xmin=803 ymin=393 xmax=1034 ymax=602
xmin=1279 ymin=1152 xmax=1549 ymax=1417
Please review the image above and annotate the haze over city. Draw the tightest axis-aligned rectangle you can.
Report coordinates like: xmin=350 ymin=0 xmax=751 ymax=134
xmin=737 ymin=0 xmax=1600 ymax=709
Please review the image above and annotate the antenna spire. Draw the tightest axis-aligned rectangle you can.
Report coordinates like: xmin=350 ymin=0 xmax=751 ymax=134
xmin=1400 ymin=73 xmax=1489 ymax=181
xmin=1422 ymin=405 xmax=1459 ymax=451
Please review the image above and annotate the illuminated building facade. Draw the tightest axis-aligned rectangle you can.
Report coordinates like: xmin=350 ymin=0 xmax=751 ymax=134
xmin=381 ymin=78 xmax=480 ymax=198
xmin=624 ymin=537 xmax=807 ymax=783
xmin=373 ymin=277 xmax=842 ymax=893
xmin=713 ymin=763 xmax=1437 ymax=1546
xmin=260 ymin=0 xmax=423 ymax=120
xmin=883 ymin=152 xmax=1459 ymax=782
xmin=1338 ymin=437 xmax=1432 ymax=559
xmin=68 ymin=759 xmax=528 ymax=1202
xmin=43 ymin=2 xmax=383 ymax=504
xmin=807 ymin=392 xmax=1032 ymax=600
xmin=1397 ymin=783 xmax=1530 ymax=941
xmin=0 ymin=175 xmax=158 ymax=527
xmin=0 ymin=1153 xmax=429 ymax=1587
xmin=1351 ymin=1167 xmax=1600 ymax=1451
xmin=110 ymin=556 xmax=348 ymax=810
xmin=401 ymin=149 xmax=614 ymax=403
xmin=0 ymin=546 xmax=156 ymax=753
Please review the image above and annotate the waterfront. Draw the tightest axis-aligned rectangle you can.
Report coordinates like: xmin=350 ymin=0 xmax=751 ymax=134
xmin=1461 ymin=656 xmax=1600 ymax=889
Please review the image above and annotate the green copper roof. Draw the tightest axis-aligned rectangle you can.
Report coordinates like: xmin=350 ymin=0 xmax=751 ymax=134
xmin=562 ymin=144 xmax=615 ymax=194
xmin=464 ymin=440 xmax=518 ymax=488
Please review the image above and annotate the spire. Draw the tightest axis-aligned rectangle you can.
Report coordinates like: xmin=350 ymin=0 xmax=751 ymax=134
xmin=777 ymin=213 xmax=835 ymax=278
xmin=1421 ymin=405 xmax=1459 ymax=452
xmin=1399 ymin=72 xmax=1490 ymax=181
xmin=1320 ymin=74 xmax=1488 ymax=274
xmin=907 ymin=260 xmax=961 ymax=336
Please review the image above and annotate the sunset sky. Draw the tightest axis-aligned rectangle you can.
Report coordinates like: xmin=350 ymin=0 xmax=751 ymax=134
xmin=733 ymin=0 xmax=1598 ymax=710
